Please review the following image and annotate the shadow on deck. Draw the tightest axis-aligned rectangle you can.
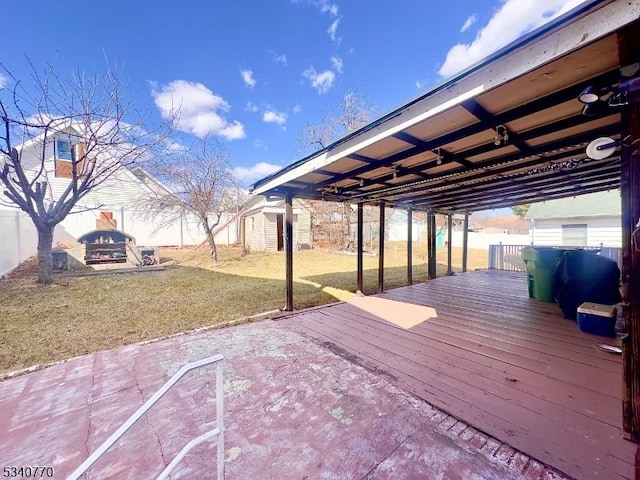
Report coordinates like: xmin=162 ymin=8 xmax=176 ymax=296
xmin=279 ymin=269 xmax=637 ymax=480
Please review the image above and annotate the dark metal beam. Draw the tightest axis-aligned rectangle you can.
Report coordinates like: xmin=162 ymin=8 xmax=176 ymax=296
xmin=411 ymin=160 xmax=621 ymax=209
xmin=428 ymin=211 xmax=437 ymax=280
xmin=434 ymin=179 xmax=621 ymax=213
xmin=407 ymin=207 xmax=413 ymax=285
xmin=357 ymin=202 xmax=364 ymax=293
xmin=283 ymin=192 xmax=294 ymax=311
xmin=446 ymin=214 xmax=453 ymax=276
xmin=461 ymin=99 xmax=530 ymax=152
xmin=462 ymin=213 xmax=469 ymax=273
xmin=378 ymin=202 xmax=385 ymax=293
xmin=293 ymin=69 xmax=620 ymax=195
xmin=618 ymin=20 xmax=640 ymax=443
xmin=351 ymin=118 xmax=619 ymax=202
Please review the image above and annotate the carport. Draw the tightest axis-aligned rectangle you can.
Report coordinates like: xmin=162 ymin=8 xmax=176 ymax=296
xmin=251 ymin=0 xmax=640 ymax=455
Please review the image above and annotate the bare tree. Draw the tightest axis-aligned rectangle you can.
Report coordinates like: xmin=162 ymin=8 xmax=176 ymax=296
xmin=0 ymin=61 xmax=165 ymax=284
xmin=140 ymin=138 xmax=244 ymax=263
xmin=297 ymin=90 xmax=376 ymax=154
xmin=298 ymin=91 xmax=376 ymax=248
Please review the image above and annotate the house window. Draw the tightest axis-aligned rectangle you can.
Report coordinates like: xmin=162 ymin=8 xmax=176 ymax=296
xmin=250 ymin=217 xmax=255 ymax=232
xmin=54 ymin=140 xmax=87 ymax=179
xmin=55 ymin=139 xmax=72 ymax=160
xmin=561 ymin=224 xmax=587 ymax=246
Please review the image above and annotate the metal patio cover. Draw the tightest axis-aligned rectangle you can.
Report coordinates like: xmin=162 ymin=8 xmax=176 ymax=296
xmin=252 ymin=0 xmax=640 ymax=214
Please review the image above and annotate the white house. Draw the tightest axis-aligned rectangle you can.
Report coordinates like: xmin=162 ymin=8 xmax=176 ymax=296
xmin=525 ymin=190 xmax=622 ymax=247
xmin=0 ymin=129 xmax=237 ymax=275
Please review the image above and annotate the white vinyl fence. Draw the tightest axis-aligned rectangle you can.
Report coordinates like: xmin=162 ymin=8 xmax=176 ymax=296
xmin=0 ymin=207 xmax=241 ymax=276
xmin=0 ymin=209 xmax=38 ymax=277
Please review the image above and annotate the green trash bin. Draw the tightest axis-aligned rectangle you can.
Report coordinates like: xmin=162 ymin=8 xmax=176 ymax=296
xmin=521 ymin=247 xmax=565 ymax=302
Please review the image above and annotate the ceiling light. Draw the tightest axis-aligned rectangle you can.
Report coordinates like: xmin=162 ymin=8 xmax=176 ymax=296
xmin=494 ymin=125 xmax=509 ymax=146
xmin=586 ymin=137 xmax=619 ymax=160
xmin=432 ymin=148 xmax=442 ymax=165
xmin=578 ymin=85 xmax=607 ymax=104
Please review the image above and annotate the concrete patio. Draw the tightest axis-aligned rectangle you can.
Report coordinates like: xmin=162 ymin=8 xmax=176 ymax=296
xmin=0 ymin=320 xmax=563 ymax=479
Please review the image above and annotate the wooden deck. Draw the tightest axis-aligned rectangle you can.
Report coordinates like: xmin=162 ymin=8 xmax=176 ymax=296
xmin=281 ymin=270 xmax=637 ymax=480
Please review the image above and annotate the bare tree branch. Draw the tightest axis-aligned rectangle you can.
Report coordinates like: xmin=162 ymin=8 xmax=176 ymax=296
xmin=0 ymin=59 xmax=168 ymax=283
xmin=135 ymin=137 xmax=245 ymax=263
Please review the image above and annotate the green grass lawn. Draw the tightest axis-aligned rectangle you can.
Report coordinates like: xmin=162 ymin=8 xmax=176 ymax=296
xmin=0 ymin=244 xmax=488 ymax=375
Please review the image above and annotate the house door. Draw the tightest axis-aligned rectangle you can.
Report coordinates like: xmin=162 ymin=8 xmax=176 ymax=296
xmin=276 ymin=214 xmax=284 ymax=251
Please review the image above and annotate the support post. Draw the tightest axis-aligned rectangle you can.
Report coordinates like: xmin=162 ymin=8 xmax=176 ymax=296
xmin=619 ymin=21 xmax=640 ymax=443
xmin=447 ymin=214 xmax=453 ymax=276
xmin=427 ymin=210 xmax=437 ymax=280
xmin=462 ymin=213 xmax=469 ymax=273
xmin=283 ymin=193 xmax=294 ymax=311
xmin=407 ymin=207 xmax=413 ymax=285
xmin=378 ymin=202 xmax=385 ymax=293
xmin=357 ymin=203 xmax=364 ymax=294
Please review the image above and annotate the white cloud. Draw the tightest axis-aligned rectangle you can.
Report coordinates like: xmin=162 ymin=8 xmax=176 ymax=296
xmin=263 ymin=110 xmax=288 ymax=126
xmin=151 ymin=80 xmax=245 ymax=140
xmin=438 ymin=0 xmax=586 ymax=78
xmin=292 ymin=0 xmax=338 ymax=16
xmin=303 ymin=66 xmax=336 ymax=94
xmin=240 ymin=69 xmax=256 ymax=88
xmin=164 ymin=140 xmax=189 ymax=153
xmin=328 ymin=18 xmax=340 ymax=42
xmin=253 ymin=139 xmax=268 ymax=151
xmin=292 ymin=104 xmax=302 ymax=114
xmin=234 ymin=161 xmax=281 ymax=182
xmin=274 ymin=53 xmax=288 ymax=65
xmin=0 ymin=73 xmax=6 ymax=90
xmin=460 ymin=14 xmax=477 ymax=33
xmin=331 ymin=56 xmax=343 ymax=74
xmin=246 ymin=101 xmax=259 ymax=113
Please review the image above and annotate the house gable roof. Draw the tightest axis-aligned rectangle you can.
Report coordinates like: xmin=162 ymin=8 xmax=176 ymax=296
xmin=525 ymin=189 xmax=621 ymax=219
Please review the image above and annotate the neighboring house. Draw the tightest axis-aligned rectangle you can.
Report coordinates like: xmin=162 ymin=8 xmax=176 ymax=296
xmin=242 ymin=196 xmax=312 ymax=252
xmin=9 ymin=130 xmax=208 ymax=247
xmin=1 ymin=129 xmax=241 ymax=274
xmin=525 ymin=190 xmax=621 ymax=247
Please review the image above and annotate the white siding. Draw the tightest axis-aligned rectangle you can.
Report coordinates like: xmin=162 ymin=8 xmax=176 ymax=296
xmin=294 ymin=200 xmax=312 ymax=248
xmin=0 ymin=208 xmax=38 ymax=276
xmin=529 ymin=216 xmax=621 ymax=247
xmin=451 ymin=231 xmax=530 ymax=250
xmin=244 ymin=213 xmax=265 ymax=251
xmin=264 ymin=213 xmax=278 ymax=252
xmin=241 ymin=198 xmax=312 ymax=252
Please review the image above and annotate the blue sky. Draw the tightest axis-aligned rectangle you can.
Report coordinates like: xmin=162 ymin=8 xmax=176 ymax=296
xmin=0 ymin=0 xmax=586 ymax=187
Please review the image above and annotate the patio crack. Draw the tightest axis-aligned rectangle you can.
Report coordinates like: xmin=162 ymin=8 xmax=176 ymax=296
xmin=84 ymin=354 xmax=97 ymax=458
xmin=133 ymin=355 xmax=167 ymax=470
xmin=361 ymin=432 xmax=415 ymax=479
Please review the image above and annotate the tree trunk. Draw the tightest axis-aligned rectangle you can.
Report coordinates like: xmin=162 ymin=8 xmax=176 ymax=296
xmin=36 ymin=224 xmax=55 ymax=284
xmin=209 ymin=234 xmax=218 ymax=264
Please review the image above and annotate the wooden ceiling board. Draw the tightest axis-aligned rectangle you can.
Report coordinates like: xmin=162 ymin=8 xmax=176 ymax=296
xmin=474 ymin=34 xmax=619 ymax=115
xmin=402 ymin=106 xmax=480 ymax=141
xmin=397 ymin=150 xmax=439 ymax=168
xmin=464 ymin=144 xmax=521 ymax=163
xmin=321 ymin=157 xmax=373 ymax=174
xmin=526 ymin=115 xmax=619 ymax=147
xmin=356 ymin=136 xmax=414 ymax=159
xmin=504 ymin=100 xmax=582 ymax=133
xmin=443 ymin=129 xmax=497 ymax=153
xmin=297 ymin=172 xmax=334 ymax=184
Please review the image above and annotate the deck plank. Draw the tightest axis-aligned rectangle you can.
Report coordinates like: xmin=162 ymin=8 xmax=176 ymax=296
xmin=281 ymin=270 xmax=636 ymax=480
